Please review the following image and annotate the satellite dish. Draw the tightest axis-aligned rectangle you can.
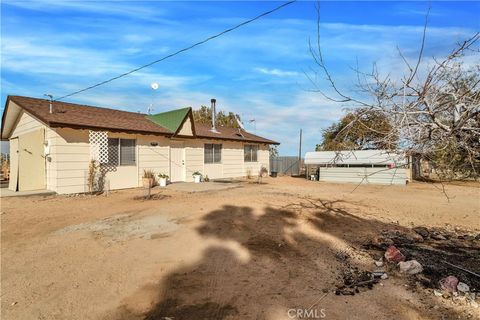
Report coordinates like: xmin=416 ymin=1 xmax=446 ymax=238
xmin=151 ymin=82 xmax=159 ymax=90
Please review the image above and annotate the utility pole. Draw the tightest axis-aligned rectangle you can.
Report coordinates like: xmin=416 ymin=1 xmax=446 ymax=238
xmin=298 ymin=128 xmax=302 ymax=175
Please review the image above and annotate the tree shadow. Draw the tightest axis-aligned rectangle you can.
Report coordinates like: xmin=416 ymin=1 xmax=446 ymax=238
xmin=115 ymin=199 xmax=467 ymax=320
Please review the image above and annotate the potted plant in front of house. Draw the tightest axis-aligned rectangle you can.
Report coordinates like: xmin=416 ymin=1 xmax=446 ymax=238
xmin=192 ymin=171 xmax=202 ymax=183
xmin=158 ymin=173 xmax=169 ymax=187
xmin=142 ymin=169 xmax=155 ymax=188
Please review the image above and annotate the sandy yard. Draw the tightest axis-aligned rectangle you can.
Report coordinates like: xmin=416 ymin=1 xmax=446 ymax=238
xmin=1 ymin=177 xmax=479 ymax=320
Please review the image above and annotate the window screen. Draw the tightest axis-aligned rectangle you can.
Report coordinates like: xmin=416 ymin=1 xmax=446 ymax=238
xmin=204 ymin=144 xmax=222 ymax=163
xmin=244 ymin=145 xmax=258 ymax=162
xmin=120 ymin=139 xmax=136 ymax=165
xmin=106 ymin=138 xmax=136 ymax=166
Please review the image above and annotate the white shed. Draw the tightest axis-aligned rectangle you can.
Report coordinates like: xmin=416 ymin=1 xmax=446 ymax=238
xmin=304 ymin=150 xmax=409 ymax=185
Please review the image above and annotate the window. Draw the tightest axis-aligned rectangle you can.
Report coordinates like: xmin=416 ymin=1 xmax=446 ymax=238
xmin=107 ymin=138 xmax=119 ymax=166
xmin=120 ymin=139 xmax=136 ymax=165
xmin=204 ymin=144 xmax=222 ymax=164
xmin=107 ymin=138 xmax=136 ymax=166
xmin=244 ymin=144 xmax=258 ymax=162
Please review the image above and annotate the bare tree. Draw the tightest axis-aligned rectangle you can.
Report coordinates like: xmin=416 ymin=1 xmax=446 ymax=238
xmin=307 ymin=2 xmax=480 ymax=180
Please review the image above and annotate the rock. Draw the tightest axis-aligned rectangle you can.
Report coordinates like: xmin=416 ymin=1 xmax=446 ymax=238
xmin=433 ymin=290 xmax=443 ymax=297
xmin=384 ymin=245 xmax=406 ymax=263
xmin=374 ymin=260 xmax=384 ymax=267
xmin=432 ymin=233 xmax=447 ymax=240
xmin=398 ymin=260 xmax=423 ymax=275
xmin=373 ymin=270 xmax=386 ymax=278
xmin=372 ymin=235 xmax=394 ymax=248
xmin=413 ymin=227 xmax=429 ymax=239
xmin=381 ymin=273 xmax=388 ymax=280
xmin=439 ymin=276 xmax=459 ymax=293
xmin=475 ymin=234 xmax=480 ymax=241
xmin=463 ymin=234 xmax=475 ymax=241
xmin=457 ymin=282 xmax=470 ymax=293
xmin=470 ymin=300 xmax=479 ymax=308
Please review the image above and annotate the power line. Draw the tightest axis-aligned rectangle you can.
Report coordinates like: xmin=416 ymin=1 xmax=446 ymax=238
xmin=55 ymin=0 xmax=297 ymax=101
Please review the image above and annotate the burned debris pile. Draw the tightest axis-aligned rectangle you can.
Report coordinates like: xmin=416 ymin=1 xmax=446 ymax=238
xmin=364 ymin=226 xmax=480 ymax=308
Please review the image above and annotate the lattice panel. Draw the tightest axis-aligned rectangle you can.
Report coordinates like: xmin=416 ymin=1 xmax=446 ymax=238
xmin=89 ymin=131 xmax=108 ymax=164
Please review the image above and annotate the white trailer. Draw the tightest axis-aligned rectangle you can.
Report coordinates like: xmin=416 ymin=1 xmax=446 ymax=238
xmin=304 ymin=150 xmax=409 ymax=185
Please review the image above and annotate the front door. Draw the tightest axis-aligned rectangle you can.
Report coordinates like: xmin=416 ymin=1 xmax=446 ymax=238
xmin=170 ymin=143 xmax=185 ymax=182
xmin=18 ymin=129 xmax=46 ymax=191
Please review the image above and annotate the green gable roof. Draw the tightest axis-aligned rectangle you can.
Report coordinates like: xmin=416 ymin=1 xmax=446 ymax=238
xmin=146 ymin=107 xmax=191 ymax=133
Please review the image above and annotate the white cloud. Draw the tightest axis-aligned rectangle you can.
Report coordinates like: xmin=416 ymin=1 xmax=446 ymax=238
xmin=254 ymin=67 xmax=300 ymax=77
xmin=2 ymin=0 xmax=169 ymax=21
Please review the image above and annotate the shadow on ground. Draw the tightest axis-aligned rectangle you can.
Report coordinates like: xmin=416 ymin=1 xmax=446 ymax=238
xmin=115 ymin=198 xmax=467 ymax=320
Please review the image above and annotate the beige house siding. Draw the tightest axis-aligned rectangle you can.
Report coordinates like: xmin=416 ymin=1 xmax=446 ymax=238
xmin=49 ymin=130 xmax=175 ymax=194
xmin=8 ymin=113 xmax=274 ymax=194
xmin=222 ymin=141 xmax=245 ymax=178
xmin=182 ymin=140 xmax=270 ymax=181
xmin=10 ymin=111 xmax=45 ymax=138
xmin=9 ymin=112 xmax=57 ymax=191
xmin=244 ymin=145 xmax=269 ymax=176
xmin=177 ymin=117 xmax=194 ymax=136
xmin=137 ymin=135 xmax=170 ymax=185
xmin=184 ymin=140 xmax=204 ymax=182
xmin=51 ymin=128 xmax=90 ymax=194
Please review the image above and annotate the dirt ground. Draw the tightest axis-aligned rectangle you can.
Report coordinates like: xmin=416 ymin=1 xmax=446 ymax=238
xmin=1 ymin=177 xmax=479 ymax=320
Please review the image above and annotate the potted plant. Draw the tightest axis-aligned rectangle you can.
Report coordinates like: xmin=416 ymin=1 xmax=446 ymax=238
xmin=192 ymin=171 xmax=202 ymax=183
xmin=142 ymin=169 xmax=155 ymax=188
xmin=158 ymin=173 xmax=169 ymax=187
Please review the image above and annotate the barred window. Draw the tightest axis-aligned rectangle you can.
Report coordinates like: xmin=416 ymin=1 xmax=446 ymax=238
xmin=204 ymin=144 xmax=222 ymax=164
xmin=244 ymin=144 xmax=258 ymax=162
xmin=107 ymin=138 xmax=136 ymax=166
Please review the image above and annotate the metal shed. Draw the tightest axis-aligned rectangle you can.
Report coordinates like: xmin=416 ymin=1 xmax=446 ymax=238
xmin=304 ymin=150 xmax=409 ymax=185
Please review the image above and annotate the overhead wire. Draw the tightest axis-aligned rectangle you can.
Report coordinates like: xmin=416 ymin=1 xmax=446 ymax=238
xmin=54 ymin=0 xmax=297 ymax=101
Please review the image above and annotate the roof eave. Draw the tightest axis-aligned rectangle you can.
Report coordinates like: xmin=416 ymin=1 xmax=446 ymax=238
xmin=49 ymin=122 xmax=174 ymax=137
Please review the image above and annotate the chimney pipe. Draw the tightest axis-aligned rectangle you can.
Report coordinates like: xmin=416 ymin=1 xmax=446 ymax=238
xmin=44 ymin=94 xmax=54 ymax=114
xmin=210 ymin=98 xmax=219 ymax=133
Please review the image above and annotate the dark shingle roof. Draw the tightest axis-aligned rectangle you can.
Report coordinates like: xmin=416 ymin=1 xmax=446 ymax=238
xmin=3 ymin=95 xmax=279 ymax=145
xmin=7 ymin=95 xmax=172 ymax=135
xmin=194 ymin=123 xmax=278 ymax=145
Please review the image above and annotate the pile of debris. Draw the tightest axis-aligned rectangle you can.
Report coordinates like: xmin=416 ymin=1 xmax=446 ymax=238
xmin=364 ymin=226 xmax=480 ymax=308
xmin=334 ymin=267 xmax=381 ymax=296
xmin=333 ymin=251 xmax=385 ymax=296
xmin=434 ymin=275 xmax=479 ymax=308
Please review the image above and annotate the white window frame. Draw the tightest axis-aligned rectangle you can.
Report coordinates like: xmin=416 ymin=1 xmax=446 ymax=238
xmin=204 ymin=143 xmax=222 ymax=164
xmin=244 ymin=144 xmax=258 ymax=162
xmin=107 ymin=138 xmax=136 ymax=166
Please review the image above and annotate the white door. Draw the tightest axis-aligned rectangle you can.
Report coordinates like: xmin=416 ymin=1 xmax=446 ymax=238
xmin=8 ymin=138 xmax=19 ymax=191
xmin=18 ymin=129 xmax=46 ymax=191
xmin=170 ymin=143 xmax=185 ymax=182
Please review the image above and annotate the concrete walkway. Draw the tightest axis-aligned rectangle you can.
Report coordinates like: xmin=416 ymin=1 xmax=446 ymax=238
xmin=0 ymin=188 xmax=56 ymax=198
xmin=165 ymin=181 xmax=242 ymax=193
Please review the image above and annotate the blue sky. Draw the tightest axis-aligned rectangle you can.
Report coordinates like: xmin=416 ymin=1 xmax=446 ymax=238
xmin=1 ymin=1 xmax=479 ymax=155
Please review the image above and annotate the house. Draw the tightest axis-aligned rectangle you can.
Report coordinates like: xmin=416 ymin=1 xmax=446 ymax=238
xmin=304 ymin=150 xmax=409 ymax=185
xmin=1 ymin=95 xmax=279 ymax=194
